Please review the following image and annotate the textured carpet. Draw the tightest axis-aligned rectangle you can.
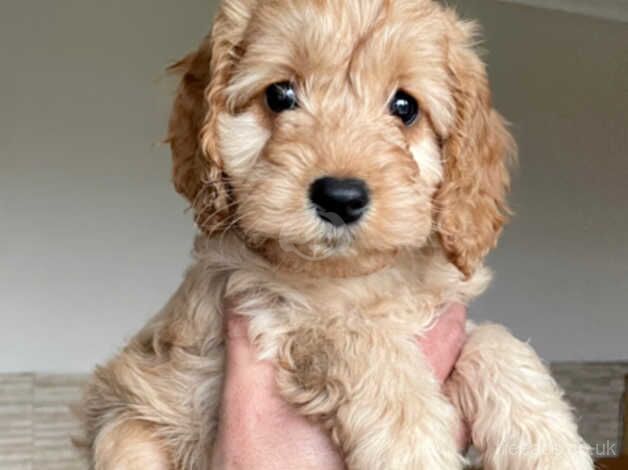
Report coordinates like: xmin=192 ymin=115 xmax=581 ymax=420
xmin=0 ymin=363 xmax=626 ymax=468
xmin=0 ymin=374 xmax=86 ymax=470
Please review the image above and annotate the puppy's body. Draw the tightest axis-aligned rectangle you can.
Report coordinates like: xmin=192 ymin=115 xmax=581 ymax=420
xmin=79 ymin=0 xmax=593 ymax=468
xmin=79 ymin=235 xmax=590 ymax=469
xmin=80 ymin=235 xmax=476 ymax=468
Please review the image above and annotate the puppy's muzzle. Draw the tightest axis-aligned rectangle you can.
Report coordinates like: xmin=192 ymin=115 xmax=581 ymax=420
xmin=309 ymin=177 xmax=370 ymax=227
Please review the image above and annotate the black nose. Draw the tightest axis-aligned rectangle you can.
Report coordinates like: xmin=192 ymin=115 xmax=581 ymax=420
xmin=309 ymin=177 xmax=370 ymax=226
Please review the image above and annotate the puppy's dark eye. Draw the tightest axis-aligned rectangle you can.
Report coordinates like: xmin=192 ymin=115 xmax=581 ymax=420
xmin=265 ymin=81 xmax=298 ymax=113
xmin=389 ymin=90 xmax=419 ymax=126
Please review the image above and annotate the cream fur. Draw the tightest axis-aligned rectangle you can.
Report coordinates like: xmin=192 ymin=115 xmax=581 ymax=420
xmin=77 ymin=0 xmax=593 ymax=468
xmin=448 ymin=323 xmax=593 ymax=469
xmin=410 ymin=137 xmax=443 ymax=188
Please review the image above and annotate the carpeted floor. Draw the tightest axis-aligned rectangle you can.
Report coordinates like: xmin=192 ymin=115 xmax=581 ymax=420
xmin=0 ymin=374 xmax=85 ymax=470
xmin=553 ymin=362 xmax=628 ymax=457
xmin=1 ymin=363 xmax=626 ymax=468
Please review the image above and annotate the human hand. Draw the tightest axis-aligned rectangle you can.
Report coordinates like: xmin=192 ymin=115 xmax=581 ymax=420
xmin=212 ymin=304 xmax=469 ymax=470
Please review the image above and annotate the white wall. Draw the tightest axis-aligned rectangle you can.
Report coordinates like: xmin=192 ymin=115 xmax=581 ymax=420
xmin=0 ymin=1 xmax=626 ymax=373
xmin=0 ymin=0 xmax=211 ymax=372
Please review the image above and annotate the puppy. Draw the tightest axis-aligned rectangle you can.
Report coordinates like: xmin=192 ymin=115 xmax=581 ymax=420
xmin=77 ymin=0 xmax=593 ymax=468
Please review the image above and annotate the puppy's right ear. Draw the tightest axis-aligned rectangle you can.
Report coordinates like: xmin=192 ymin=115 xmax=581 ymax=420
xmin=167 ymin=0 xmax=256 ymax=233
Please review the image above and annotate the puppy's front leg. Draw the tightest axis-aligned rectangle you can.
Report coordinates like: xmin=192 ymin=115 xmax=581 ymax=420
xmin=276 ymin=324 xmax=464 ymax=470
xmin=446 ymin=323 xmax=593 ymax=470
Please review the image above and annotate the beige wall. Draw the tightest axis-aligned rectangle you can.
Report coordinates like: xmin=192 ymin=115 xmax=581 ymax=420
xmin=0 ymin=0 xmax=626 ymax=372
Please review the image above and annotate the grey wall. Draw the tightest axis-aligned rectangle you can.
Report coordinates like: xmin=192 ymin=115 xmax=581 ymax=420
xmin=0 ymin=0 xmax=210 ymax=372
xmin=452 ymin=1 xmax=628 ymax=361
xmin=0 ymin=0 xmax=626 ymax=373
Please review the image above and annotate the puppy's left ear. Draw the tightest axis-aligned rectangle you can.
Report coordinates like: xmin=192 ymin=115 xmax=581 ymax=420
xmin=435 ymin=20 xmax=516 ymax=278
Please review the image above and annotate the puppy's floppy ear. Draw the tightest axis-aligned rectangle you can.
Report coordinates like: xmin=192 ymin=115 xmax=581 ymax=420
xmin=167 ymin=0 xmax=256 ymax=233
xmin=435 ymin=21 xmax=516 ymax=277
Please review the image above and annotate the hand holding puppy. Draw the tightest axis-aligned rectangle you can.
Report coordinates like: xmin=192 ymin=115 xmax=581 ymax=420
xmin=213 ymin=304 xmax=469 ymax=470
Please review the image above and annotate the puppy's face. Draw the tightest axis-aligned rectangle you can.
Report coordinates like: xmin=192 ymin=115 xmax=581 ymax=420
xmin=169 ymin=0 xmax=514 ymax=277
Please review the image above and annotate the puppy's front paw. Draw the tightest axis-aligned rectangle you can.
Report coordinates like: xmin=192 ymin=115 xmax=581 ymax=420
xmin=448 ymin=323 xmax=594 ymax=470
xmin=277 ymin=327 xmax=464 ymax=470
xmin=338 ymin=396 xmax=465 ymax=470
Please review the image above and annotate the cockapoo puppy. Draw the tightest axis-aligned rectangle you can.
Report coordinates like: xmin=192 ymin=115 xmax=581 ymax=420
xmin=77 ymin=0 xmax=593 ymax=468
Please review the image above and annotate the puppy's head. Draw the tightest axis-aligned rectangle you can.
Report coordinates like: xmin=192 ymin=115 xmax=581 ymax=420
xmin=168 ymin=0 xmax=514 ymax=277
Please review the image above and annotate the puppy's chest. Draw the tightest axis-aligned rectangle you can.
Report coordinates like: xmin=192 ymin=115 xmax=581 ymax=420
xmin=276 ymin=272 xmax=442 ymax=339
